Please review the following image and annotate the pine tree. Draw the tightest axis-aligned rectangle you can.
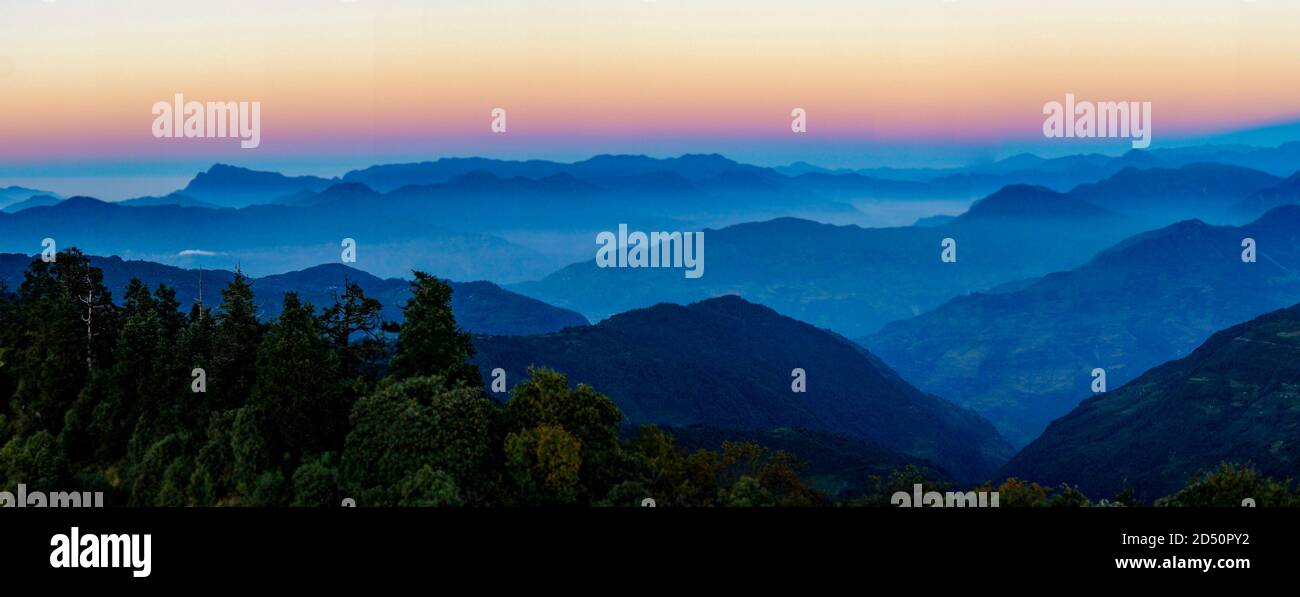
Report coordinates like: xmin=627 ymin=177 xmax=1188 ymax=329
xmin=321 ymin=279 xmax=387 ymax=381
xmin=211 ymin=272 xmax=263 ymax=410
xmin=249 ymin=293 xmax=344 ymax=469
xmin=10 ymin=250 xmax=115 ymax=435
xmin=389 ymin=272 xmax=480 ymax=386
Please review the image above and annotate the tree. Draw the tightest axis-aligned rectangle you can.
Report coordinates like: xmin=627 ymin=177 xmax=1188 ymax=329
xmin=291 ymin=453 xmax=342 ymax=507
xmin=91 ymin=280 xmax=175 ymax=462
xmin=984 ymin=478 xmax=1051 ymax=507
xmin=1156 ymin=462 xmax=1300 ymax=507
xmin=178 ymin=303 xmax=217 ymax=428
xmin=0 ymin=254 xmax=840 ymax=508
xmin=10 ymin=251 xmax=116 ymax=435
xmin=0 ymin=430 xmax=69 ymax=491
xmin=321 ymin=280 xmax=387 ymax=382
xmin=504 ymin=424 xmax=583 ymax=505
xmin=211 ymin=272 xmax=263 ymax=410
xmin=1047 ymin=484 xmax=1092 ymax=507
xmin=248 ymin=293 xmax=345 ymax=465
xmin=853 ymin=464 xmax=950 ymax=507
xmin=389 ymin=272 xmax=479 ymax=386
xmin=0 ymin=282 xmax=18 ymax=438
xmin=342 ymin=375 xmax=498 ymax=505
xmin=503 ymin=368 xmax=625 ymax=502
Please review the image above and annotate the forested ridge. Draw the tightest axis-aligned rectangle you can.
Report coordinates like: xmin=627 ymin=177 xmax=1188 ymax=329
xmin=2 ymin=249 xmax=1295 ymax=507
xmin=0 ymin=249 xmax=826 ymax=506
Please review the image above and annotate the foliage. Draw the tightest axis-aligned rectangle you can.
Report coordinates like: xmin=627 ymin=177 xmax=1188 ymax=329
xmin=4 ymin=252 xmax=1288 ymax=507
xmin=1155 ymin=463 xmax=1300 ymax=507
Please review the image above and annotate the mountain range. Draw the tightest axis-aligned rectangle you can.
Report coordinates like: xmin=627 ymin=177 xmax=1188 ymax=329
xmin=1001 ymin=302 xmax=1300 ymax=500
xmin=1067 ymin=162 xmax=1282 ymax=225
xmin=512 ymin=184 xmax=1144 ymax=337
xmin=0 ymin=186 xmax=62 ymax=212
xmin=472 ymin=295 xmax=1013 ymax=481
xmin=866 ymin=205 xmax=1300 ymax=446
xmin=785 ymin=142 xmax=1300 ymax=192
xmin=1233 ymin=172 xmax=1300 ymax=220
xmin=0 ymin=194 xmax=558 ymax=282
xmin=178 ymin=164 xmax=337 ymax=208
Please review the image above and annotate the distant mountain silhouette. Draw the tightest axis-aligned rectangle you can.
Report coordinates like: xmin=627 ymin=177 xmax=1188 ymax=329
xmin=848 ymin=143 xmax=1300 ymax=191
xmin=342 ymin=153 xmax=783 ymax=192
xmin=274 ymin=182 xmax=382 ymax=207
xmin=2 ymin=194 xmax=61 ymax=213
xmin=0 ymin=186 xmax=60 ymax=211
xmin=116 ymin=193 xmax=218 ymax=209
xmin=473 ymin=295 xmax=1013 ymax=481
xmin=0 ymin=195 xmax=554 ymax=282
xmin=1067 ymin=163 xmax=1280 ymax=224
xmin=1001 ymin=302 xmax=1300 ymax=500
xmin=957 ymin=184 xmax=1118 ymax=221
xmin=513 ymin=187 xmax=1141 ymax=337
xmin=7 ymin=151 xmax=1294 ymax=294
xmin=364 ymin=157 xmax=864 ymax=227
xmin=180 ymin=164 xmax=337 ymax=207
xmin=1232 ymin=172 xmax=1300 ymax=220
xmin=0 ymin=256 xmax=587 ymax=336
xmin=923 ymin=150 xmax=1163 ymax=195
xmin=1143 ymin=141 xmax=1300 ymax=177
xmin=866 ymin=206 xmax=1300 ymax=446
xmin=912 ymin=214 xmax=957 ymax=227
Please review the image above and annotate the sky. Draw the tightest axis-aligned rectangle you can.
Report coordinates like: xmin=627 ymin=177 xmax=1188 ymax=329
xmin=2 ymin=0 xmax=1300 ymax=197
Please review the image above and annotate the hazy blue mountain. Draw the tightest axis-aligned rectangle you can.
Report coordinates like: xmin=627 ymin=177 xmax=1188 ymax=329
xmin=0 ymin=195 xmax=556 ymax=282
xmin=848 ymin=144 xmax=1299 ymax=189
xmin=773 ymin=161 xmax=835 ymax=176
xmin=513 ymin=184 xmax=1141 ymax=337
xmin=2 ymin=194 xmax=61 ymax=213
xmin=342 ymin=153 xmax=949 ymax=225
xmin=0 ymin=255 xmax=586 ymax=336
xmin=1067 ymin=162 xmax=1281 ymax=224
xmin=1001 ymin=303 xmax=1300 ymax=500
xmin=782 ymin=172 xmax=935 ymax=200
xmin=271 ymin=182 xmax=381 ymax=207
xmin=865 ymin=206 xmax=1300 ymax=447
xmin=959 ymin=184 xmax=1119 ymax=221
xmin=356 ymin=156 xmax=866 ymax=227
xmin=923 ymin=150 xmax=1164 ymax=195
xmin=342 ymin=156 xmax=598 ymax=191
xmin=1233 ymin=172 xmax=1300 ymax=220
xmin=0 ymin=186 xmax=60 ymax=210
xmin=1144 ymin=141 xmax=1300 ymax=177
xmin=342 ymin=153 xmax=784 ymax=192
xmin=337 ymin=146 xmax=1300 ymax=205
xmin=179 ymin=164 xmax=337 ymax=207
xmin=8 ymin=152 xmax=1288 ymax=294
xmin=116 ymin=193 xmax=218 ymax=209
xmin=659 ymin=425 xmax=951 ymax=499
xmin=912 ymin=214 xmax=957 ymax=227
xmin=473 ymin=295 xmax=1012 ymax=481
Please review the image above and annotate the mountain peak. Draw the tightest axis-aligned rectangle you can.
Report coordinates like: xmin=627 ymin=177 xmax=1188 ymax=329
xmin=960 ymin=184 xmax=1114 ymax=221
xmin=474 ymin=291 xmax=1012 ymax=480
xmin=60 ymin=196 xmax=112 ymax=208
